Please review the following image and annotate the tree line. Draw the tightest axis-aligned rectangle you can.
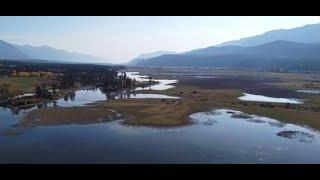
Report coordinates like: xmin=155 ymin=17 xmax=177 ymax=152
xmin=0 ymin=60 xmax=132 ymax=101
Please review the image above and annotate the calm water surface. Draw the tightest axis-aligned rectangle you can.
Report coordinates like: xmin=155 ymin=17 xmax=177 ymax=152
xmin=53 ymin=89 xmax=179 ymax=107
xmin=1 ymin=107 xmax=320 ymax=163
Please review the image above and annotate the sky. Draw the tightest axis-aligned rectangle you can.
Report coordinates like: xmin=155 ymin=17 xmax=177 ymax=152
xmin=0 ymin=16 xmax=320 ymax=63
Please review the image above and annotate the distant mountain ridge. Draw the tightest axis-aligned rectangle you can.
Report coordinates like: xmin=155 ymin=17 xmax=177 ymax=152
xmin=218 ymin=23 xmax=320 ymax=47
xmin=0 ymin=40 xmax=29 ymax=59
xmin=183 ymin=45 xmax=243 ymax=56
xmin=135 ymin=40 xmax=320 ymax=72
xmin=133 ymin=22 xmax=320 ymax=72
xmin=0 ymin=40 xmax=107 ymax=63
xmin=128 ymin=50 xmax=176 ymax=65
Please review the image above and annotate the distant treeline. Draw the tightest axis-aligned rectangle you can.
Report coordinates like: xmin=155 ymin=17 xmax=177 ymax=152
xmin=0 ymin=60 xmax=132 ymax=101
xmin=0 ymin=60 xmax=124 ymax=75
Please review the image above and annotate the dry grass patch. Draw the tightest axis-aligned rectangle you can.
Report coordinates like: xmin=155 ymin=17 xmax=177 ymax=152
xmin=20 ymin=106 xmax=119 ymax=127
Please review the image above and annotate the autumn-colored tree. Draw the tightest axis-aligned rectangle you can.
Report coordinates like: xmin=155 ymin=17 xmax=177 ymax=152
xmin=17 ymin=72 xmax=29 ymax=77
xmin=0 ymin=82 xmax=21 ymax=100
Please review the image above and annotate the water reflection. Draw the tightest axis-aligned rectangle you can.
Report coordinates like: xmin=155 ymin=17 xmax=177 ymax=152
xmin=190 ymin=109 xmax=319 ymax=144
xmin=0 ymin=86 xmax=179 ymax=137
xmin=1 ymin=108 xmax=320 ymax=163
xmin=0 ymin=84 xmax=179 ymax=133
xmin=63 ymin=92 xmax=76 ymax=102
xmin=51 ymin=88 xmax=179 ymax=108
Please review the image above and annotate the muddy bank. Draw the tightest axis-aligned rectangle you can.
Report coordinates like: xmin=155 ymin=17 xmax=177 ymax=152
xmin=18 ymin=106 xmax=120 ymax=127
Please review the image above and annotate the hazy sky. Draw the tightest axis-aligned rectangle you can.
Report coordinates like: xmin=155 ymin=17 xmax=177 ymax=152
xmin=1 ymin=16 xmax=320 ymax=63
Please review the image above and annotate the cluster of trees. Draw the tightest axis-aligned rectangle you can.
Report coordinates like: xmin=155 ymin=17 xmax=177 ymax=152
xmin=0 ymin=60 xmax=133 ymax=101
xmin=58 ymin=68 xmax=133 ymax=91
xmin=11 ymin=71 xmax=55 ymax=78
xmin=0 ymin=82 xmax=21 ymax=101
xmin=0 ymin=60 xmax=9 ymax=76
xmin=35 ymin=84 xmax=53 ymax=98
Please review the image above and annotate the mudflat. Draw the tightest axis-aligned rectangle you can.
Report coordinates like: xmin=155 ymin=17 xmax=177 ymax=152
xmin=19 ymin=106 xmax=120 ymax=127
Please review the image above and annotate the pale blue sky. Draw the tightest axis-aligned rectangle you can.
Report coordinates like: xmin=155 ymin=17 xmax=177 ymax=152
xmin=1 ymin=16 xmax=320 ymax=63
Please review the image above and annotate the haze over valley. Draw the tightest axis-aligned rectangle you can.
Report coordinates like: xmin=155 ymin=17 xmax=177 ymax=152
xmin=2 ymin=16 xmax=320 ymax=164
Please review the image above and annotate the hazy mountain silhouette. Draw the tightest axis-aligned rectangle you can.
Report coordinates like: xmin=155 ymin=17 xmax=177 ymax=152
xmin=218 ymin=23 xmax=320 ymax=47
xmin=128 ymin=50 xmax=176 ymax=65
xmin=0 ymin=40 xmax=106 ymax=63
xmin=0 ymin=40 xmax=29 ymax=59
xmin=183 ymin=45 xmax=244 ymax=56
xmin=136 ymin=40 xmax=320 ymax=72
xmin=135 ymin=23 xmax=320 ymax=71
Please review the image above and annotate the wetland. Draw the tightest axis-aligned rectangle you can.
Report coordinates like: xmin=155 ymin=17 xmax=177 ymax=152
xmin=1 ymin=67 xmax=320 ymax=163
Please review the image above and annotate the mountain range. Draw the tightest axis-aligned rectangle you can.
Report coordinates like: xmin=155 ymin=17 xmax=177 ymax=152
xmin=128 ymin=51 xmax=176 ymax=65
xmin=131 ymin=23 xmax=320 ymax=72
xmin=2 ymin=22 xmax=320 ymax=71
xmin=0 ymin=40 xmax=107 ymax=63
xmin=217 ymin=23 xmax=320 ymax=47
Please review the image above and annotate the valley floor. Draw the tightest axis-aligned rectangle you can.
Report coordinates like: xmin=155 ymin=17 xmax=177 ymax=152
xmin=14 ymin=67 xmax=320 ymax=131
xmin=104 ymin=67 xmax=320 ymax=130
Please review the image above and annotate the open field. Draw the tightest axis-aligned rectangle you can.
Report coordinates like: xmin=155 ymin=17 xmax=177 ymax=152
xmin=0 ymin=77 xmax=37 ymax=93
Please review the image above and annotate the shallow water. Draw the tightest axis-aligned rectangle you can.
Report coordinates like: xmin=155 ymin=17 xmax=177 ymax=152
xmin=1 ymin=107 xmax=320 ymax=163
xmin=238 ymin=93 xmax=303 ymax=104
xmin=42 ymin=88 xmax=178 ymax=108
xmin=297 ymin=89 xmax=320 ymax=94
xmin=194 ymin=76 xmax=216 ymax=79
xmin=126 ymin=72 xmax=177 ymax=91
xmin=55 ymin=89 xmax=107 ymax=107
